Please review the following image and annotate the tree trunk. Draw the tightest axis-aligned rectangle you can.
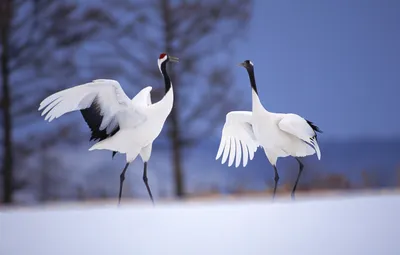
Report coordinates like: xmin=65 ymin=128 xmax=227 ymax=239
xmin=0 ymin=0 xmax=13 ymax=204
xmin=161 ymin=0 xmax=185 ymax=198
xmin=169 ymin=74 xmax=185 ymax=198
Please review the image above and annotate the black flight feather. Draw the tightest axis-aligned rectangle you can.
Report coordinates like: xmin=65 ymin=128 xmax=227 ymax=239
xmin=306 ymin=119 xmax=322 ymax=141
xmin=80 ymin=96 xmax=120 ymax=158
xmin=306 ymin=120 xmax=322 ymax=133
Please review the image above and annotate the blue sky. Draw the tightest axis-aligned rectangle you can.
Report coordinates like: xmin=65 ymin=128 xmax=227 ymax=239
xmin=230 ymin=0 xmax=400 ymax=140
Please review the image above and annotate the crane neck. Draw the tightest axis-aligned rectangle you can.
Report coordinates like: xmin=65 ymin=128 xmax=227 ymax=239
xmin=160 ymin=61 xmax=172 ymax=94
xmin=246 ymin=67 xmax=266 ymax=113
xmin=152 ymin=59 xmax=174 ymax=115
xmin=246 ymin=67 xmax=258 ymax=95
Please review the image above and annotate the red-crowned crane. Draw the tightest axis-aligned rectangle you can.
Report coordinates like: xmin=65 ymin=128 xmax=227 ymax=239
xmin=38 ymin=53 xmax=179 ymax=205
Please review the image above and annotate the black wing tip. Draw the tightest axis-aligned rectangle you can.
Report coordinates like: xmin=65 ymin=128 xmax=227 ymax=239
xmin=81 ymin=97 xmax=120 ymax=142
xmin=306 ymin=120 xmax=323 ymax=133
xmin=112 ymin=151 xmax=117 ymax=159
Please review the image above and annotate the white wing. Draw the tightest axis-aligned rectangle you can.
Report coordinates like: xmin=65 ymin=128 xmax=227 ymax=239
xmin=131 ymin=86 xmax=152 ymax=107
xmin=38 ymin=79 xmax=143 ymax=137
xmin=278 ymin=113 xmax=321 ymax=159
xmin=216 ymin=111 xmax=259 ymax=167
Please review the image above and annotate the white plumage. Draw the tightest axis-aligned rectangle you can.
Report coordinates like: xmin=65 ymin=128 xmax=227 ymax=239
xmin=38 ymin=53 xmax=179 ymax=205
xmin=216 ymin=111 xmax=259 ymax=168
xmin=40 ymin=79 xmax=160 ymax=162
xmin=216 ymin=60 xmax=322 ymax=199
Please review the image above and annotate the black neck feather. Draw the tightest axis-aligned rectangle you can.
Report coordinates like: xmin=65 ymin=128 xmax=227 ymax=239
xmin=247 ymin=67 xmax=258 ymax=94
xmin=160 ymin=60 xmax=171 ymax=93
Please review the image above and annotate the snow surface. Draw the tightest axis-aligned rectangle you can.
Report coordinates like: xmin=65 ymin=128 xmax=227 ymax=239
xmin=1 ymin=194 xmax=399 ymax=255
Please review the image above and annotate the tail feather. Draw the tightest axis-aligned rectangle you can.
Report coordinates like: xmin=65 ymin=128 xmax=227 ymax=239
xmin=89 ymin=134 xmax=140 ymax=163
xmin=306 ymin=120 xmax=322 ymax=133
xmin=88 ymin=130 xmax=138 ymax=154
xmin=310 ymin=137 xmax=321 ymax=160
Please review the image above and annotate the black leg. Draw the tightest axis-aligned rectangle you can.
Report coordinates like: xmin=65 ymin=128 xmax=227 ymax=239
xmin=273 ymin=165 xmax=279 ymax=200
xmin=142 ymin=162 xmax=154 ymax=205
xmin=292 ymin=158 xmax=304 ymax=200
xmin=118 ymin=163 xmax=130 ymax=206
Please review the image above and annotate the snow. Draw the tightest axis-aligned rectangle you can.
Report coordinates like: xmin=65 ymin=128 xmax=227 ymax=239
xmin=1 ymin=193 xmax=400 ymax=255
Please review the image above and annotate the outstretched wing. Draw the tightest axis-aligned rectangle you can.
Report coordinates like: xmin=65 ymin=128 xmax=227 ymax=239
xmin=131 ymin=86 xmax=152 ymax=107
xmin=216 ymin=111 xmax=259 ymax=167
xmin=278 ymin=113 xmax=322 ymax=159
xmin=38 ymin=79 xmax=133 ymax=150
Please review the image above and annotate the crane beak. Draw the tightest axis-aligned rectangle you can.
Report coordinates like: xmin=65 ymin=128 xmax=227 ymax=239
xmin=169 ymin=56 xmax=179 ymax=62
xmin=238 ymin=62 xmax=245 ymax=67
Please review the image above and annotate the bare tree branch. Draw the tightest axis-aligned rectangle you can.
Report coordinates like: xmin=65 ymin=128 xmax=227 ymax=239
xmin=2 ymin=0 xmax=116 ymax=203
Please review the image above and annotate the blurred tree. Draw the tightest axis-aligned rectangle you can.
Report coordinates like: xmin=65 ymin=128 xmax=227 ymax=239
xmin=0 ymin=0 xmax=13 ymax=204
xmin=82 ymin=166 xmax=128 ymax=200
xmin=37 ymin=150 xmax=68 ymax=202
xmin=87 ymin=0 xmax=252 ymax=198
xmin=0 ymin=0 xmax=114 ymax=203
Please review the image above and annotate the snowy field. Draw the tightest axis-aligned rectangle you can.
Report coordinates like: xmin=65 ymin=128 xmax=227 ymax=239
xmin=1 ymin=193 xmax=400 ymax=255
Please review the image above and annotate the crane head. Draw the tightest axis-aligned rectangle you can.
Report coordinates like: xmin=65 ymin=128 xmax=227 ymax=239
xmin=158 ymin=53 xmax=179 ymax=73
xmin=158 ymin=53 xmax=179 ymax=63
xmin=239 ymin=60 xmax=254 ymax=69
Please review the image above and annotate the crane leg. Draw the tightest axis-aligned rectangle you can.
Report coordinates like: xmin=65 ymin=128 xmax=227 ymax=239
xmin=292 ymin=158 xmax=304 ymax=200
xmin=142 ymin=162 xmax=155 ymax=205
xmin=273 ymin=165 xmax=280 ymax=199
xmin=118 ymin=163 xmax=130 ymax=206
